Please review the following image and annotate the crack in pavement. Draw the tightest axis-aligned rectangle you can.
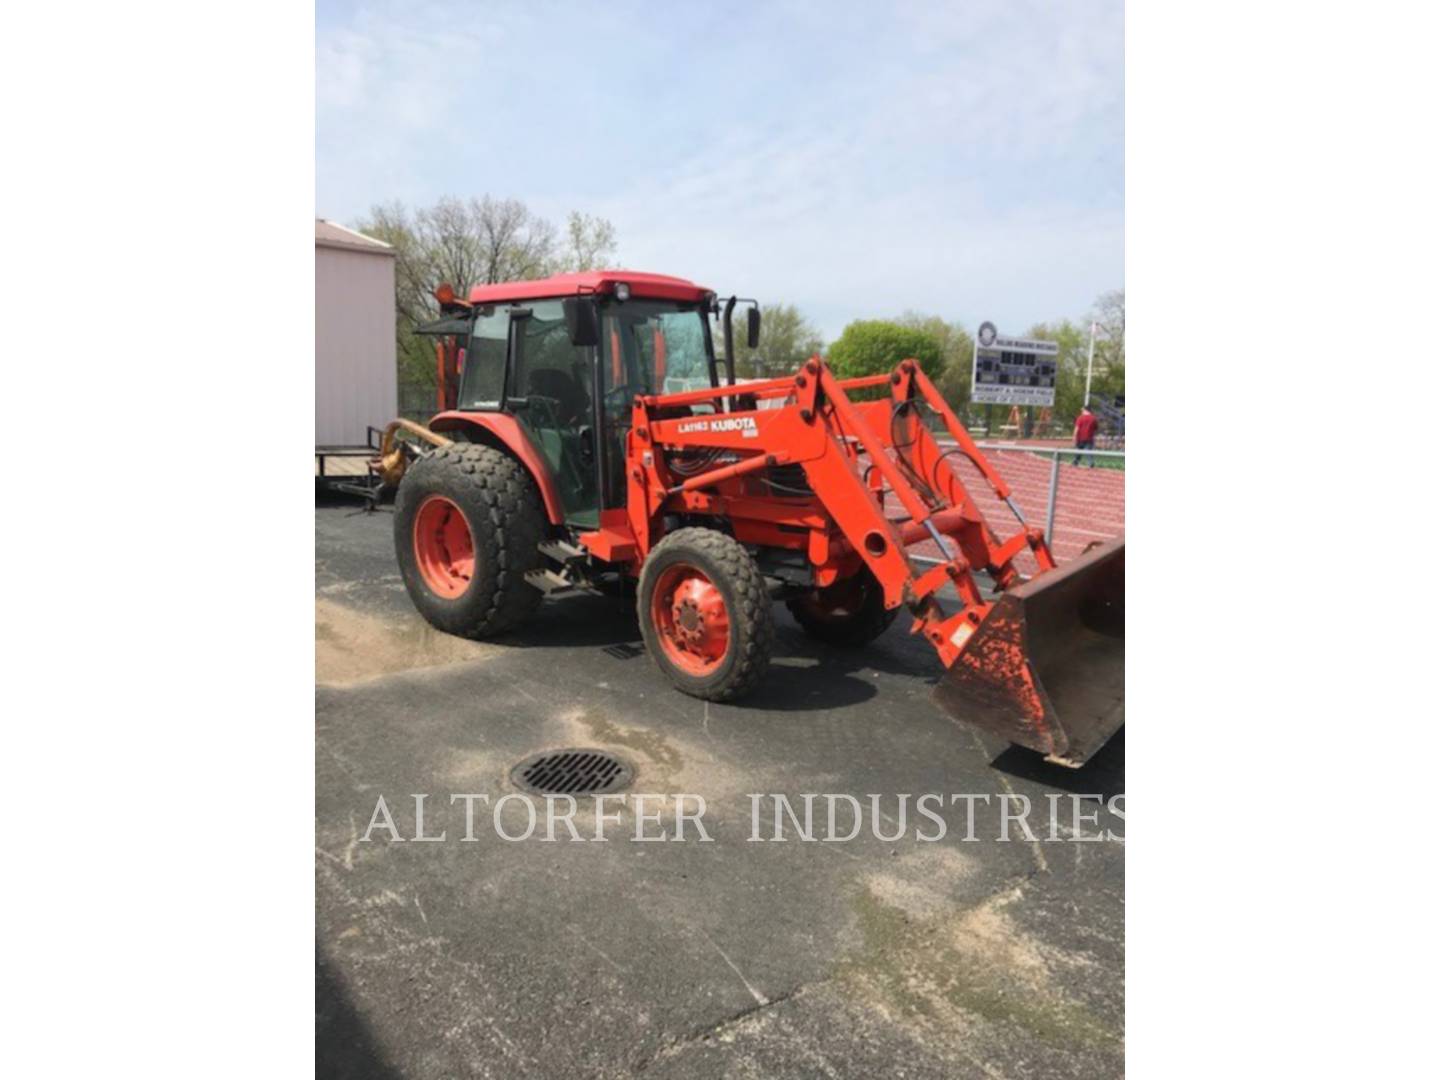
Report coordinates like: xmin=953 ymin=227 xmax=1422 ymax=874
xmin=631 ymin=981 xmax=816 ymax=1074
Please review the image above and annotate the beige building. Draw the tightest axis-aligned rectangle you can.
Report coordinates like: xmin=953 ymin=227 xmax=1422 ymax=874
xmin=315 ymin=220 xmax=396 ymax=447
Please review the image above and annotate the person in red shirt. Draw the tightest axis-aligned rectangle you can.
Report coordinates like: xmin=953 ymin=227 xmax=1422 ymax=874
xmin=1073 ymin=404 xmax=1099 ymax=467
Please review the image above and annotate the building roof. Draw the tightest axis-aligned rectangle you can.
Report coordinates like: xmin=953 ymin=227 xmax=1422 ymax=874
xmin=315 ymin=219 xmax=395 ymax=256
xmin=467 ymin=270 xmax=709 ymax=305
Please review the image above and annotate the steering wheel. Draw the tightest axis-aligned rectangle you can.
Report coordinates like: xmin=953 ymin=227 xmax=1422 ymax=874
xmin=522 ymin=394 xmax=568 ymax=429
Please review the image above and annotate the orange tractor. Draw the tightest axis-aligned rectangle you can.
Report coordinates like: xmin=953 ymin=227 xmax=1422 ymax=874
xmin=379 ymin=271 xmax=1123 ymax=766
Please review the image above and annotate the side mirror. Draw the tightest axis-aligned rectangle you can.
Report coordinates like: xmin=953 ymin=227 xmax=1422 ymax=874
xmin=746 ymin=306 xmax=761 ymax=349
xmin=563 ymin=297 xmax=600 ymax=347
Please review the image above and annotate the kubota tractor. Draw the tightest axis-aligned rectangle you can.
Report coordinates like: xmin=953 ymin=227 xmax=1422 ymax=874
xmin=376 ymin=271 xmax=1123 ymax=766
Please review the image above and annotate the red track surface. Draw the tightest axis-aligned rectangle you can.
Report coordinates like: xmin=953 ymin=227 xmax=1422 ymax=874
xmin=910 ymin=448 xmax=1125 ymax=574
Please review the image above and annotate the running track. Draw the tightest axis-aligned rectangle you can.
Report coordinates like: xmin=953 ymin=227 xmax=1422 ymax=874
xmin=911 ymin=446 xmax=1125 ymax=574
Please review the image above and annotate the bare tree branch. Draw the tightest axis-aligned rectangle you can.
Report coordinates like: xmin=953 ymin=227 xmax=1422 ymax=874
xmin=354 ymin=195 xmax=614 ymax=392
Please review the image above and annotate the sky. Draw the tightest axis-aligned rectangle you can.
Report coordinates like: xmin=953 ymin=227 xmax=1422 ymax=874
xmin=317 ymin=0 xmax=1123 ymax=341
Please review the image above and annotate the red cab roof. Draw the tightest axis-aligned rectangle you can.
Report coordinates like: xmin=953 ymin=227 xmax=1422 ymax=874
xmin=467 ymin=270 xmax=710 ymax=305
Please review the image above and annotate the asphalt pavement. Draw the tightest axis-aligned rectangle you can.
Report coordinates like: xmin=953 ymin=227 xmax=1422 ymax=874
xmin=315 ymin=501 xmax=1125 ymax=1079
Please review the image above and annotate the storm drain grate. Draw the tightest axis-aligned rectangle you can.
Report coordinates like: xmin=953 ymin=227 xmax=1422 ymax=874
xmin=510 ymin=749 xmax=634 ymax=796
xmin=603 ymin=642 xmax=645 ymax=660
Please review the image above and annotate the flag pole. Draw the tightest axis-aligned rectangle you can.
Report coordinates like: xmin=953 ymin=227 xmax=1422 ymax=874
xmin=1084 ymin=321 xmax=1097 ymax=407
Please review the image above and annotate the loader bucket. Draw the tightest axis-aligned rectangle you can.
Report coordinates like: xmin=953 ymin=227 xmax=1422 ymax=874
xmin=933 ymin=538 xmax=1125 ymax=768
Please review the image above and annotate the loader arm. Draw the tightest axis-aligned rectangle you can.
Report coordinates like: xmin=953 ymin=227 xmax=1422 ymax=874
xmin=603 ymin=356 xmax=1123 ymax=767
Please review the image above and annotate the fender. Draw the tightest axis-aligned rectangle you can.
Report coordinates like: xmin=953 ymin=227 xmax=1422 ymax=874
xmin=427 ymin=410 xmax=565 ymax=525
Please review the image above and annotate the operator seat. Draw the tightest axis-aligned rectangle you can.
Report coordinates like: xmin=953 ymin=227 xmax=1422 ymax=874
xmin=526 ymin=367 xmax=590 ymax=426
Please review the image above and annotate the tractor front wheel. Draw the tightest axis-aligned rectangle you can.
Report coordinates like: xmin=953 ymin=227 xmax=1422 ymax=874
xmin=785 ymin=568 xmax=898 ymax=647
xmin=394 ymin=443 xmax=544 ymax=638
xmin=638 ymin=528 xmax=774 ymax=702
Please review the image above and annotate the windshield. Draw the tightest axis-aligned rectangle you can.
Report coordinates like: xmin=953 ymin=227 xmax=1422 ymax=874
xmin=596 ymin=298 xmax=712 ymax=507
xmin=601 ymin=300 xmax=712 ymax=397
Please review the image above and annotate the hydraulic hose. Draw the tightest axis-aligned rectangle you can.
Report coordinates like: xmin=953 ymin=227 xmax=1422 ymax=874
xmin=375 ymin=419 xmax=452 ymax=487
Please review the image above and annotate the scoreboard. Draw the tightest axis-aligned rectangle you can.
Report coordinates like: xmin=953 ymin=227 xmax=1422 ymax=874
xmin=970 ymin=321 xmax=1059 ymax=407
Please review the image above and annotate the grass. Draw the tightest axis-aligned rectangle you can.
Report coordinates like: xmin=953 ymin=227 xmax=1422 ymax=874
xmin=1048 ymin=449 xmax=1125 ymax=472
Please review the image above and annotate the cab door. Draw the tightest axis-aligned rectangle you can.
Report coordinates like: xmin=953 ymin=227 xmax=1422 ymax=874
xmin=504 ymin=300 xmax=602 ymax=527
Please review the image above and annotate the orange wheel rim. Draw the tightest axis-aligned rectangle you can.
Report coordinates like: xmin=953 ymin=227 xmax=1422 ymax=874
xmin=413 ymin=495 xmax=475 ymax=598
xmin=650 ymin=563 xmax=730 ymax=676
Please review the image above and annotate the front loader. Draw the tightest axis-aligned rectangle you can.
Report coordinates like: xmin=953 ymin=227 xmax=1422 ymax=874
xmin=379 ymin=270 xmax=1123 ymax=766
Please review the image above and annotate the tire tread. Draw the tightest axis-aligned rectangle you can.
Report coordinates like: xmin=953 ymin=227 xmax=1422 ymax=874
xmin=639 ymin=527 xmax=774 ymax=701
xmin=394 ymin=443 xmax=544 ymax=637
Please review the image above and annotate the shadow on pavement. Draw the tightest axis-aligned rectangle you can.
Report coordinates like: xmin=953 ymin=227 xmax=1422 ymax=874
xmin=491 ymin=594 xmax=892 ymax=712
xmin=739 ymin=660 xmax=880 ymax=711
xmin=316 ymin=946 xmax=403 ymax=1080
xmin=315 ymin=488 xmax=390 ymax=511
xmin=501 ymin=592 xmax=642 ymax=649
xmin=772 ymin=623 xmax=948 ymax=681
xmin=990 ymin=726 xmax=1126 ymax=800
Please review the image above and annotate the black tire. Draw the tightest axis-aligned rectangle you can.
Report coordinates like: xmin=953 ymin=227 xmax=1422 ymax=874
xmin=638 ymin=528 xmax=774 ymax=702
xmin=394 ymin=443 xmax=545 ymax=638
xmin=785 ymin=568 xmax=899 ymax=647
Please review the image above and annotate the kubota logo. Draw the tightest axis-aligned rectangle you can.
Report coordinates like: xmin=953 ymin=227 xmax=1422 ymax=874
xmin=676 ymin=416 xmax=759 ymax=438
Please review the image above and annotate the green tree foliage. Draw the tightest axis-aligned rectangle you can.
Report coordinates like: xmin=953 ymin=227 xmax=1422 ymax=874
xmin=826 ymin=320 xmax=945 ymax=382
xmin=1025 ymin=319 xmax=1089 ymax=422
xmin=1026 ymin=291 xmax=1125 ymax=425
xmin=872 ymin=294 xmax=1124 ymax=433
xmin=563 ymin=211 xmax=618 ymax=272
xmin=355 ymin=196 xmax=618 ymax=394
xmin=1087 ymin=289 xmax=1125 ymax=407
xmin=895 ymin=312 xmax=974 ymax=416
xmin=726 ymin=302 xmax=825 ymax=379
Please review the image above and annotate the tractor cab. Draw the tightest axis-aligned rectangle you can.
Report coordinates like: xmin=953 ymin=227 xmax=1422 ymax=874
xmin=417 ymin=271 xmax=757 ymax=529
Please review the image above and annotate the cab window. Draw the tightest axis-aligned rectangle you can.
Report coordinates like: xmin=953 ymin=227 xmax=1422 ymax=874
xmin=457 ymin=307 xmax=506 ymax=409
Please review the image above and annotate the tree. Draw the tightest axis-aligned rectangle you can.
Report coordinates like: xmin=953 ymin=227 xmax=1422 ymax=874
xmin=563 ymin=211 xmax=617 ymax=272
xmin=895 ymin=311 xmax=974 ymax=415
xmin=1025 ymin=319 xmax=1089 ymax=423
xmin=354 ymin=196 xmax=617 ymax=395
xmin=1090 ymin=289 xmax=1124 ymax=363
xmin=1027 ymin=291 xmax=1125 ymax=425
xmin=1086 ymin=289 xmax=1125 ymax=405
xmin=465 ymin=196 xmax=556 ymax=284
xmin=353 ymin=200 xmax=448 ymax=394
xmin=826 ymin=320 xmax=944 ymax=382
xmin=725 ymin=302 xmax=824 ymax=378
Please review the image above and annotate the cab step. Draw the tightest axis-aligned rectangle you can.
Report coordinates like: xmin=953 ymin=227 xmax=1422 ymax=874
xmin=525 ymin=567 xmax=579 ymax=595
xmin=538 ymin=538 xmax=587 ymax=563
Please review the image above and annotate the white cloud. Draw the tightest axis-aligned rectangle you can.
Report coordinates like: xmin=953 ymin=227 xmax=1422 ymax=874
xmin=318 ymin=0 xmax=1123 ymax=337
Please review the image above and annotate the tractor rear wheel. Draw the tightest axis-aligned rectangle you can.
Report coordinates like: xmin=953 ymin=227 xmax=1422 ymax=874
xmin=638 ymin=528 xmax=774 ymax=702
xmin=785 ymin=568 xmax=898 ymax=647
xmin=394 ymin=443 xmax=544 ymax=638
